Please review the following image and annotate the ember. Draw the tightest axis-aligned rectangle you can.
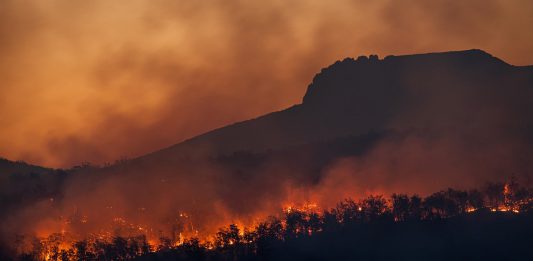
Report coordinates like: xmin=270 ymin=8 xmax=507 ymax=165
xmin=11 ymin=181 xmax=531 ymax=260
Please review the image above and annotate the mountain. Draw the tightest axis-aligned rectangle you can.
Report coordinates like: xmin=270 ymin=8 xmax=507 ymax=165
xmin=2 ymin=49 xmax=533 ymax=251
xmin=3 ymin=49 xmax=533 ymax=199
xmin=135 ymin=49 xmax=533 ymax=165
xmin=80 ymin=48 xmax=533 ymax=212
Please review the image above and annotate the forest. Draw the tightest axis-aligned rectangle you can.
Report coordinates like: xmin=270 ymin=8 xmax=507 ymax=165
xmin=6 ymin=180 xmax=532 ymax=261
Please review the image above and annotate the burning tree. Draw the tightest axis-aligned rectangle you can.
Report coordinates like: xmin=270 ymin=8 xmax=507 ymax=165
xmin=10 ymin=181 xmax=532 ymax=261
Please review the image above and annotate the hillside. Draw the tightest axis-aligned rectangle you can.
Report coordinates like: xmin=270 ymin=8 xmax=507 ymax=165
xmin=135 ymin=49 xmax=533 ymax=166
xmin=2 ymin=50 xmax=533 ymax=256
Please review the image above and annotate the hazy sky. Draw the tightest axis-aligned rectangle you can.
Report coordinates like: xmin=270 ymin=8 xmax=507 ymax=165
xmin=1 ymin=0 xmax=533 ymax=167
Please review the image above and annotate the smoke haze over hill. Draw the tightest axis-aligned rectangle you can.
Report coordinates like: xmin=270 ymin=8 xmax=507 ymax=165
xmin=1 ymin=51 xmax=532 ymax=257
xmin=1 ymin=0 xmax=533 ymax=167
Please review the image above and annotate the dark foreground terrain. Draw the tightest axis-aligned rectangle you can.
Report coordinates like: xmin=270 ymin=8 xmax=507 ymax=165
xmin=5 ymin=180 xmax=532 ymax=261
xmin=138 ymin=210 xmax=532 ymax=261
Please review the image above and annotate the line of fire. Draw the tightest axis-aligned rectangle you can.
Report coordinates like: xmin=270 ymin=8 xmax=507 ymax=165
xmin=10 ymin=180 xmax=532 ymax=260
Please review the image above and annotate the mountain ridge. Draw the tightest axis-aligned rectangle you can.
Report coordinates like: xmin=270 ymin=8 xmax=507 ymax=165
xmin=134 ymin=49 xmax=532 ymax=166
xmin=1 ymin=49 xmax=532 ymax=170
xmin=2 ymin=49 xmax=533 ymax=241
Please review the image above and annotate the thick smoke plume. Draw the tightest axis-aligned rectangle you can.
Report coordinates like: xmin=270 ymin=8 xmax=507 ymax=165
xmin=3 ymin=49 xmax=533 ymax=253
xmin=1 ymin=0 xmax=533 ymax=167
xmin=1 ymin=1 xmax=533 ymax=258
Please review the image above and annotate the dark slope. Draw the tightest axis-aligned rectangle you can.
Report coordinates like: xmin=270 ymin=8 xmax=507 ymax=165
xmin=0 ymin=158 xmax=66 ymax=219
xmin=136 ymin=49 xmax=533 ymax=165
xmin=0 ymin=158 xmax=52 ymax=176
xmin=138 ymin=211 xmax=533 ymax=261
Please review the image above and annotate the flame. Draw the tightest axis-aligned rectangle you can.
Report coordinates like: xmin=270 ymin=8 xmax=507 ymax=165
xmin=12 ymin=182 xmax=532 ymax=260
xmin=283 ymin=202 xmax=320 ymax=214
xmin=466 ymin=207 xmax=476 ymax=213
xmin=488 ymin=182 xmax=524 ymax=213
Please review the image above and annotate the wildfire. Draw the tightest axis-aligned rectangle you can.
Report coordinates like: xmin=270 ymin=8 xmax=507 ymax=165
xmin=466 ymin=207 xmax=476 ymax=213
xmin=486 ymin=181 xmax=526 ymax=213
xmin=283 ymin=202 xmax=319 ymax=214
xmin=11 ymin=181 xmax=532 ymax=260
xmin=491 ymin=206 xmax=520 ymax=213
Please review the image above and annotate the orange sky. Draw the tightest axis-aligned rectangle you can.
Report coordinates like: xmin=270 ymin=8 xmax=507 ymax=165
xmin=1 ymin=0 xmax=533 ymax=168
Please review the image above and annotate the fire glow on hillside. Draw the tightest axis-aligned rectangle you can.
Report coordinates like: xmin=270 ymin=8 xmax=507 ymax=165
xmin=11 ymin=181 xmax=532 ymax=260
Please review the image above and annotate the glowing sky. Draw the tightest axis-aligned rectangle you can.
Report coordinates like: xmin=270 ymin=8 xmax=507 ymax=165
xmin=1 ymin=0 xmax=533 ymax=167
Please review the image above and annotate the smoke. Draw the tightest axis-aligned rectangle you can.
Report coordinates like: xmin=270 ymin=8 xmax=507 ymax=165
xmin=0 ymin=156 xmax=306 ymax=246
xmin=1 ymin=0 xmax=533 ymax=167
xmin=309 ymin=133 xmax=533 ymax=208
xmin=1 ymin=0 xmax=533 ymax=256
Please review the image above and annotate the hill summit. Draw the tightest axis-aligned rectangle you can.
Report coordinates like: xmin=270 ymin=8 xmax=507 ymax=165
xmin=138 ymin=49 xmax=532 ymax=164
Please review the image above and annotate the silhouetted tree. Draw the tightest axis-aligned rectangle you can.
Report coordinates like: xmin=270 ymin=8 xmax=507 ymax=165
xmin=466 ymin=189 xmax=484 ymax=210
xmin=74 ymin=240 xmax=90 ymax=260
xmin=361 ymin=195 xmax=388 ymax=221
xmin=485 ymin=182 xmax=505 ymax=208
xmin=216 ymin=224 xmax=241 ymax=248
xmin=285 ymin=210 xmax=306 ymax=238
xmin=182 ymin=238 xmax=205 ymax=260
xmin=392 ymin=194 xmax=410 ymax=221
xmin=322 ymin=209 xmax=340 ymax=231
xmin=255 ymin=217 xmax=284 ymax=258
xmin=424 ymin=192 xmax=447 ymax=218
xmin=445 ymin=188 xmax=468 ymax=214
xmin=408 ymin=195 xmax=423 ymax=220
xmin=108 ymin=236 xmax=128 ymax=260
xmin=308 ymin=212 xmax=322 ymax=234
xmin=335 ymin=199 xmax=360 ymax=224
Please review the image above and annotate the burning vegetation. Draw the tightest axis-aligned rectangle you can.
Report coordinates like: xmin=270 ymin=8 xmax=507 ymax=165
xmin=6 ymin=180 xmax=532 ymax=261
xmin=2 ymin=49 xmax=532 ymax=261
